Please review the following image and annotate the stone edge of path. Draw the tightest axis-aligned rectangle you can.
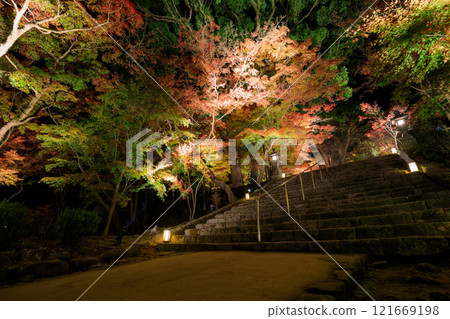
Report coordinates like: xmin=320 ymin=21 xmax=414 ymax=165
xmin=299 ymin=254 xmax=368 ymax=301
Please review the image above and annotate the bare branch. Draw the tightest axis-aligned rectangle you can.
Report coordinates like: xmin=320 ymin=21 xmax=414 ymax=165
xmin=4 ymin=54 xmax=18 ymax=70
xmin=13 ymin=0 xmax=31 ymax=31
xmin=268 ymin=0 xmax=276 ymax=21
xmin=34 ymin=22 xmax=107 ymax=35
xmin=297 ymin=0 xmax=319 ymax=25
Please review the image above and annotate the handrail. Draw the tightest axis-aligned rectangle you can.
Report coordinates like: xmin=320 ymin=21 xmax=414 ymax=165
xmin=253 ymin=161 xmax=323 ymax=242
xmin=254 ymin=161 xmax=319 ymax=201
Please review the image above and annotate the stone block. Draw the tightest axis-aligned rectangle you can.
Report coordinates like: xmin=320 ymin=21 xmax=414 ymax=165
xmin=270 ymin=231 xmax=292 ymax=242
xmin=26 ymin=259 xmax=69 ymax=277
xmin=356 ymin=225 xmax=395 ymax=239
xmin=305 ymin=281 xmax=347 ymax=299
xmin=395 ymin=201 xmax=427 ymax=212
xmin=319 ymin=228 xmax=356 ymax=240
xmin=340 ymin=239 xmax=384 ymax=258
xmin=393 ymin=223 xmax=438 ymax=237
xmin=411 ymin=210 xmax=446 ymax=223
xmin=308 ymin=240 xmax=340 ymax=253
xmin=70 ymin=257 xmax=100 ymax=271
xmin=319 ymin=218 xmax=352 ymax=229
xmin=184 ymin=229 xmax=198 ymax=236
xmin=381 ymin=237 xmax=450 ymax=257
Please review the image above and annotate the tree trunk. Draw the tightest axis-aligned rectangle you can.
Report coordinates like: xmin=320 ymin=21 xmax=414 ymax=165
xmin=202 ymin=182 xmax=206 ymax=211
xmin=128 ymin=193 xmax=138 ymax=234
xmin=338 ymin=135 xmax=351 ymax=165
xmin=207 ymin=169 xmax=235 ymax=203
xmin=250 ymin=160 xmax=259 ymax=183
xmin=230 ymin=163 xmax=244 ymax=188
xmin=102 ymin=199 xmax=118 ymax=236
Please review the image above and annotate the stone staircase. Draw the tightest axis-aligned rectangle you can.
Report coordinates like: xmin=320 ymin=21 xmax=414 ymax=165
xmin=158 ymin=155 xmax=450 ymax=259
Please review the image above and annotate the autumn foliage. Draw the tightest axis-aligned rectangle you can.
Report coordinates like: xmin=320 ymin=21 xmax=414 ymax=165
xmin=359 ymin=103 xmax=412 ymax=151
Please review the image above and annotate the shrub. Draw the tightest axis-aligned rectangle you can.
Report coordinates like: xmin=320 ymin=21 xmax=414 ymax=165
xmin=410 ymin=119 xmax=450 ymax=165
xmin=54 ymin=208 xmax=101 ymax=244
xmin=0 ymin=200 xmax=31 ymax=250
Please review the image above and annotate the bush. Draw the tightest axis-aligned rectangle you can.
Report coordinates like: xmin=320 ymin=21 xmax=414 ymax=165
xmin=0 ymin=200 xmax=31 ymax=250
xmin=54 ymin=208 xmax=101 ymax=244
xmin=410 ymin=119 xmax=450 ymax=165
xmin=346 ymin=139 xmax=380 ymax=162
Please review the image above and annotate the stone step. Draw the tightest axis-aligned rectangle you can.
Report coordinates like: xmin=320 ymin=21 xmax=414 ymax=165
xmin=278 ymin=173 xmax=425 ymax=191
xmin=251 ymin=190 xmax=448 ymax=214
xmin=271 ymin=179 xmax=438 ymax=200
xmin=171 ymin=155 xmax=449 ymax=259
xmin=188 ymin=222 xmax=450 ymax=244
xmin=250 ymin=181 xmax=441 ymax=206
xmin=285 ymin=166 xmax=426 ymax=186
xmin=262 ymin=187 xmax=445 ymax=210
xmin=189 ymin=209 xmax=449 ymax=236
xmin=224 ymin=197 xmax=448 ymax=224
xmin=195 ymin=203 xmax=449 ymax=235
xmin=157 ymin=236 xmax=450 ymax=259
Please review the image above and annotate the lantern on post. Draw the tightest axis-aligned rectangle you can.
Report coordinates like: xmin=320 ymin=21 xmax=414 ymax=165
xmin=269 ymin=152 xmax=282 ymax=180
xmin=163 ymin=229 xmax=172 ymax=243
xmin=390 ymin=113 xmax=409 ymax=151
xmin=392 ymin=114 xmax=408 ymax=128
xmin=408 ymin=162 xmax=419 ymax=172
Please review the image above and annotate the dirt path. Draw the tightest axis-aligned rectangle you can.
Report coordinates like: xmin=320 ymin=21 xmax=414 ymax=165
xmin=0 ymin=252 xmax=364 ymax=301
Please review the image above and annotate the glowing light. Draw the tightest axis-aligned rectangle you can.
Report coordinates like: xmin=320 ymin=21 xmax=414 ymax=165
xmin=163 ymin=229 xmax=171 ymax=243
xmin=281 ymin=173 xmax=286 ymax=178
xmin=408 ymin=162 xmax=419 ymax=172
xmin=245 ymin=193 xmax=250 ymax=200
xmin=271 ymin=154 xmax=278 ymax=161
xmin=397 ymin=119 xmax=406 ymax=126
xmin=391 ymin=148 xmax=397 ymax=154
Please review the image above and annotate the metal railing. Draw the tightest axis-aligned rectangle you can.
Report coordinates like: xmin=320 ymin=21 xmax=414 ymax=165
xmin=253 ymin=162 xmax=324 ymax=242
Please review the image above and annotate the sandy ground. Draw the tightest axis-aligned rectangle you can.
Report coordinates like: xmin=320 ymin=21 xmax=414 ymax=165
xmin=0 ymin=251 xmax=361 ymax=301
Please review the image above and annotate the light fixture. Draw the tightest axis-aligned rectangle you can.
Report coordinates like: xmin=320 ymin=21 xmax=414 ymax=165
xmin=248 ymin=188 xmax=251 ymax=192
xmin=163 ymin=229 xmax=171 ymax=243
xmin=271 ymin=154 xmax=278 ymax=161
xmin=408 ymin=162 xmax=419 ymax=172
xmin=281 ymin=173 xmax=286 ymax=178
xmin=396 ymin=119 xmax=406 ymax=126
xmin=391 ymin=148 xmax=397 ymax=154
xmin=245 ymin=193 xmax=250 ymax=200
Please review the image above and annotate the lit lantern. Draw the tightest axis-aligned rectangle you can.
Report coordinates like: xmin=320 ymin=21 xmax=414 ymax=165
xmin=281 ymin=173 xmax=286 ymax=178
xmin=245 ymin=193 xmax=250 ymax=200
xmin=163 ymin=229 xmax=171 ymax=243
xmin=396 ymin=119 xmax=406 ymax=126
xmin=391 ymin=148 xmax=397 ymax=154
xmin=408 ymin=162 xmax=419 ymax=172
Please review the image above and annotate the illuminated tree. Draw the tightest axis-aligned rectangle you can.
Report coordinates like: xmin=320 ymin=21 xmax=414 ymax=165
xmin=354 ymin=0 xmax=450 ymax=120
xmin=359 ymin=103 xmax=411 ymax=151
xmin=0 ymin=0 xmax=143 ymax=185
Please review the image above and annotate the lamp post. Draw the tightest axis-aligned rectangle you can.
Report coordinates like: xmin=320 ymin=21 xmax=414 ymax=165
xmin=391 ymin=114 xmax=408 ymax=150
xmin=269 ymin=152 xmax=282 ymax=180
